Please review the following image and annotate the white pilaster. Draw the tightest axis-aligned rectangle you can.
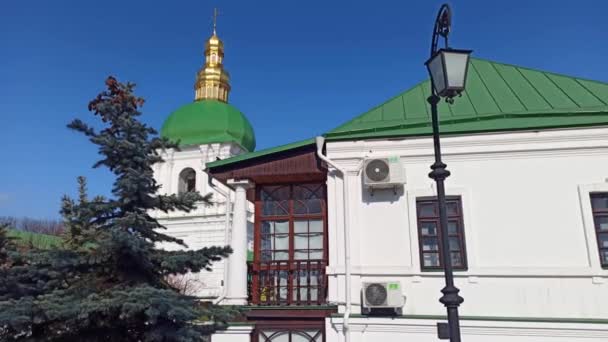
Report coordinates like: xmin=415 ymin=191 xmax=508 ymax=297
xmin=165 ymin=148 xmax=175 ymax=194
xmin=224 ymin=178 xmax=253 ymax=305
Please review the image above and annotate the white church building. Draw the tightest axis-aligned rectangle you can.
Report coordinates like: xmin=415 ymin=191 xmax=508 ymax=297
xmin=153 ymin=22 xmax=608 ymax=342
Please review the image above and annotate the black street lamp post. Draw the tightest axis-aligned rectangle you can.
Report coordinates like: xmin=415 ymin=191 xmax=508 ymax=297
xmin=424 ymin=4 xmax=472 ymax=342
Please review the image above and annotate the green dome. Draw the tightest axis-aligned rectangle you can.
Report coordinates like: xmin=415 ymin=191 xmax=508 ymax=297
xmin=161 ymin=100 xmax=256 ymax=151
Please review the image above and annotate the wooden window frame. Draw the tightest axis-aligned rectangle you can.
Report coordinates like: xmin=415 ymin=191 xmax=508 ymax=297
xmin=590 ymin=192 xmax=608 ymax=269
xmin=416 ymin=196 xmax=468 ymax=271
xmin=251 ymin=182 xmax=328 ymax=305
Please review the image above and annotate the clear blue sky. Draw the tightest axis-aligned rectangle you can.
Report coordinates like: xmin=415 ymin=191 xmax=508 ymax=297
xmin=1 ymin=0 xmax=607 ymax=219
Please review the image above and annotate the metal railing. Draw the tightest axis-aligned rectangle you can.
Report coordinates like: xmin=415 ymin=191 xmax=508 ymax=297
xmin=248 ymin=260 xmax=327 ymax=306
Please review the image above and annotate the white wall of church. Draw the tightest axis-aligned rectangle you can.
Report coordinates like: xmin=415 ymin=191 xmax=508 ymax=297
xmin=151 ymin=142 xmax=253 ymax=299
xmin=324 ymin=127 xmax=608 ymax=321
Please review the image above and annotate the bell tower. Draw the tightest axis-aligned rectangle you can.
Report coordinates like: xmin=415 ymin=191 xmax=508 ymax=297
xmin=155 ymin=9 xmax=255 ymax=301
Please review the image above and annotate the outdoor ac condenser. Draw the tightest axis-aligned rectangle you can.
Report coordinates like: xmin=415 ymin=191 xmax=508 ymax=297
xmin=361 ymin=281 xmax=405 ymax=315
xmin=363 ymin=157 xmax=405 ymax=190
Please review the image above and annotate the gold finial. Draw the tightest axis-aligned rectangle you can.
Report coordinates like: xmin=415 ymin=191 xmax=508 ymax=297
xmin=193 ymin=8 xmax=231 ymax=103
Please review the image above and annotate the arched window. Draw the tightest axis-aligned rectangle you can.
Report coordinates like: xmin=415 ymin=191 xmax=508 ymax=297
xmin=258 ymin=329 xmax=322 ymax=342
xmin=178 ymin=168 xmax=196 ymax=194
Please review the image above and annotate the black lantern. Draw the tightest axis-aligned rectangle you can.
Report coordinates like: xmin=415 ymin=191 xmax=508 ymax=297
xmin=426 ymin=48 xmax=472 ymax=99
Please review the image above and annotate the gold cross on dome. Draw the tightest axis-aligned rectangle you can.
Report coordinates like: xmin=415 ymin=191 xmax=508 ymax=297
xmin=213 ymin=8 xmax=219 ymax=34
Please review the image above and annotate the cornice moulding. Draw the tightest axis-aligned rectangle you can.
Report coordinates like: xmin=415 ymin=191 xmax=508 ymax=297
xmin=329 ymin=317 xmax=608 ymax=337
xmin=327 ymin=128 xmax=608 ymax=159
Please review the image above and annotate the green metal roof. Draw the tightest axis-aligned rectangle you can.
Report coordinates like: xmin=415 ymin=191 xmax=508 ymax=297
xmin=161 ymin=100 xmax=256 ymax=152
xmin=206 ymin=58 xmax=608 ymax=170
xmin=326 ymin=58 xmax=608 ymax=140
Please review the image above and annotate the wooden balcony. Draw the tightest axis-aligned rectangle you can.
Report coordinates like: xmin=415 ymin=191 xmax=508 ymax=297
xmin=248 ymin=260 xmax=327 ymax=306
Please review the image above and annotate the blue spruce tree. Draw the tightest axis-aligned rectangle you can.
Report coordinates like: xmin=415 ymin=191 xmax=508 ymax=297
xmin=0 ymin=77 xmax=236 ymax=341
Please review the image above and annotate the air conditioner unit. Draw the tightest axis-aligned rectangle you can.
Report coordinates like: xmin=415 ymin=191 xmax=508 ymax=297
xmin=363 ymin=157 xmax=405 ymax=189
xmin=361 ymin=281 xmax=405 ymax=315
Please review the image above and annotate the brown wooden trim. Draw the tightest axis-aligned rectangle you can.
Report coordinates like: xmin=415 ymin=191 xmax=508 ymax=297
xmin=208 ymin=147 xmax=326 ymax=186
xmin=245 ymin=308 xmax=336 ymax=319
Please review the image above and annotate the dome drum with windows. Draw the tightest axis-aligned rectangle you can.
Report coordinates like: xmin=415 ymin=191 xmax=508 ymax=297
xmin=161 ymin=19 xmax=256 ymax=152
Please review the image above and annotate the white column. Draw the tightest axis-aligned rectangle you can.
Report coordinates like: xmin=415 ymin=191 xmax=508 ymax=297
xmin=224 ymin=179 xmax=252 ymax=305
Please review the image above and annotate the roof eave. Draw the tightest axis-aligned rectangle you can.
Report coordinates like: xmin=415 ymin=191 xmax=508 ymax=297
xmin=205 ymin=138 xmax=316 ymax=171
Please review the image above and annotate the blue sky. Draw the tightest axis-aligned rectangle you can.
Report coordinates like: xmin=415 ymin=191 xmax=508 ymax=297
xmin=1 ymin=0 xmax=607 ymax=219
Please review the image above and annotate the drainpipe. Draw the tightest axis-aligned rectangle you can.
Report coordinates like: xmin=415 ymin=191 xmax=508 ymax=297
xmin=208 ymin=177 xmax=232 ymax=305
xmin=315 ymin=136 xmax=353 ymax=342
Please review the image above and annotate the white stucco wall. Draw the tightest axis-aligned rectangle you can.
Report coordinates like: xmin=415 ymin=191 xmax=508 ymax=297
xmin=211 ymin=325 xmax=254 ymax=342
xmin=151 ymin=142 xmax=253 ymax=299
xmin=326 ymin=317 xmax=608 ymax=342
xmin=325 ymin=127 xmax=608 ymax=323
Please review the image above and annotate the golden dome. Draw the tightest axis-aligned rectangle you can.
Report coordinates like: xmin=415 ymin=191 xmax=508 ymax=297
xmin=194 ymin=11 xmax=231 ymax=103
xmin=206 ymin=34 xmax=224 ymax=50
